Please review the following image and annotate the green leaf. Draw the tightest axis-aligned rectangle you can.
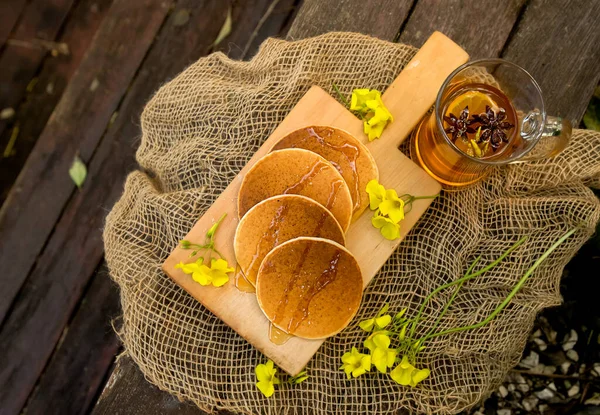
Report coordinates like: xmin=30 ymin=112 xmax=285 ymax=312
xmin=69 ymin=155 xmax=87 ymax=189
xmin=212 ymin=6 xmax=232 ymax=47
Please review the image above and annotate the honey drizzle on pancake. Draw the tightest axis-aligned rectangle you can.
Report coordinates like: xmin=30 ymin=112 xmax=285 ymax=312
xmin=244 ymin=203 xmax=289 ymax=285
xmin=306 ymin=127 xmax=361 ymax=212
xmin=268 ymin=322 xmax=292 ymax=345
xmin=282 ymin=160 xmax=329 ymax=195
xmin=270 ymin=181 xmax=346 ymax=334
xmin=234 ymin=265 xmax=256 ymax=293
xmin=286 ymin=250 xmax=341 ymax=333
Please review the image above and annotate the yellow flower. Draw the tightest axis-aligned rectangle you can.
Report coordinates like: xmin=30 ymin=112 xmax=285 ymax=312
xmin=366 ymin=179 xmax=387 ymax=210
xmin=207 ymin=258 xmax=234 ymax=287
xmin=175 ymin=257 xmax=234 ymax=287
xmin=372 ymin=213 xmax=401 ymax=240
xmin=364 ymin=333 xmax=396 ymax=373
xmin=364 ymin=106 xmax=393 ymax=141
xmin=350 ymin=89 xmax=393 ymax=141
xmin=359 ymin=314 xmax=392 ymax=332
xmin=340 ymin=347 xmax=372 ymax=379
xmin=350 ymin=88 xmax=381 ymax=113
xmin=379 ymin=189 xmax=405 ymax=223
xmin=390 ymin=356 xmax=430 ymax=387
xmin=255 ymin=360 xmax=280 ymax=397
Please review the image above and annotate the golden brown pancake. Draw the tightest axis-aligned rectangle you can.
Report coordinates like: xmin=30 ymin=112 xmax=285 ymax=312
xmin=234 ymin=195 xmax=345 ymax=286
xmin=256 ymin=237 xmax=363 ymax=339
xmin=271 ymin=126 xmax=379 ymax=221
xmin=238 ymin=148 xmax=353 ymax=231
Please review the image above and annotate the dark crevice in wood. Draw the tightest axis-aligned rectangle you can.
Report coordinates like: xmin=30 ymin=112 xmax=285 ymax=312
xmin=498 ymin=0 xmax=531 ymax=58
xmin=21 ymin=256 xmax=105 ymax=412
xmin=276 ymin=0 xmax=304 ymax=40
xmin=393 ymin=0 xmax=418 ymax=43
xmin=0 ymin=0 xmax=114 ymax=206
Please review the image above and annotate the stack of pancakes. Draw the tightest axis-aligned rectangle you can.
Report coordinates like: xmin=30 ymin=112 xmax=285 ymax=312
xmin=234 ymin=126 xmax=379 ymax=340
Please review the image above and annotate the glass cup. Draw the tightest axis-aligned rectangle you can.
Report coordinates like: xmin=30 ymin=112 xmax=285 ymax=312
xmin=410 ymin=59 xmax=571 ymax=187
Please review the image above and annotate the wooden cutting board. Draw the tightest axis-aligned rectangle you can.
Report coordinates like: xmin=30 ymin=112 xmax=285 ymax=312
xmin=162 ymin=32 xmax=468 ymax=376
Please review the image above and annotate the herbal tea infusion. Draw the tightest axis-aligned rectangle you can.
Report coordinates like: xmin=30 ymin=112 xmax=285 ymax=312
xmin=411 ymin=59 xmax=571 ymax=186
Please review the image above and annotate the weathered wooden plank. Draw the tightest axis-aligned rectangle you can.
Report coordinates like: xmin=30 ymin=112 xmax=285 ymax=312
xmin=399 ymin=0 xmax=526 ymax=58
xmin=23 ymin=263 xmax=121 ymax=415
xmin=287 ymin=0 xmax=413 ymax=40
xmin=0 ymin=0 xmax=114 ymax=205
xmin=0 ymin=1 xmax=172 ymax=412
xmin=219 ymin=0 xmax=301 ymax=60
xmin=0 ymin=0 xmax=27 ymax=48
xmin=93 ymin=356 xmax=222 ymax=415
xmin=0 ymin=0 xmax=171 ymax=328
xmin=500 ymin=0 xmax=600 ymax=122
xmin=2 ymin=0 xmax=303 ymax=413
xmin=0 ymin=0 xmax=76 ymax=140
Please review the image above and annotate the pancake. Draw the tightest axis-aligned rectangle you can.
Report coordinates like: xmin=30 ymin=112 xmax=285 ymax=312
xmin=256 ymin=237 xmax=363 ymax=339
xmin=237 ymin=148 xmax=353 ymax=231
xmin=234 ymin=195 xmax=345 ymax=286
xmin=271 ymin=126 xmax=379 ymax=220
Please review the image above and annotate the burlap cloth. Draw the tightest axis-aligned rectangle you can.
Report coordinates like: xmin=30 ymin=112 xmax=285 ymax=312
xmin=103 ymin=33 xmax=600 ymax=414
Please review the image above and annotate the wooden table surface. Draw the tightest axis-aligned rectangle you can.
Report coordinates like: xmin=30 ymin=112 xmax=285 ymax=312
xmin=0 ymin=0 xmax=598 ymax=414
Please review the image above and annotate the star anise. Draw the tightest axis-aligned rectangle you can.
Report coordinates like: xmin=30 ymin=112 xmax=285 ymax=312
xmin=474 ymin=106 xmax=514 ymax=150
xmin=443 ymin=106 xmax=475 ymax=143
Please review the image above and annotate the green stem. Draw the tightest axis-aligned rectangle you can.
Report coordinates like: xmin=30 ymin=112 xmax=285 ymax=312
xmin=421 ymin=255 xmax=482 ymax=344
xmin=417 ymin=227 xmax=578 ymax=344
xmin=408 ymin=236 xmax=528 ymax=339
xmin=332 ymin=83 xmax=366 ymax=121
xmin=332 ymin=83 xmax=350 ymax=108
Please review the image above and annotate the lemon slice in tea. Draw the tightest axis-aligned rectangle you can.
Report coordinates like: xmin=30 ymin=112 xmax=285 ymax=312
xmin=446 ymin=90 xmax=497 ymax=117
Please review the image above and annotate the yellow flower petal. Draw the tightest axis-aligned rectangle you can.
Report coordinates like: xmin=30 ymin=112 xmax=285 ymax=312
xmin=366 ymin=179 xmax=387 ymax=210
xmin=372 ymin=334 xmax=390 ymax=349
xmin=390 ymin=361 xmax=413 ymax=386
xmin=380 ymin=221 xmax=400 ymax=240
xmin=192 ymin=270 xmax=212 ymax=285
xmin=371 ymin=348 xmax=388 ymax=373
xmin=340 ymin=347 xmax=371 ymax=379
xmin=374 ymin=315 xmax=392 ymax=329
xmin=256 ymin=380 xmax=275 ymax=397
xmin=255 ymin=363 xmax=269 ymax=380
xmin=210 ymin=258 xmax=234 ymax=273
xmin=359 ymin=318 xmax=375 ymax=332
xmin=176 ymin=261 xmax=200 ymax=274
xmin=411 ymin=368 xmax=430 ymax=386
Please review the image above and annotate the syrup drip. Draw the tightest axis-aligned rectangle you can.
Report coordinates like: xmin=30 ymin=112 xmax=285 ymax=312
xmin=234 ymin=265 xmax=255 ymax=293
xmin=245 ymin=203 xmax=289 ymax=284
xmin=273 ymin=241 xmax=312 ymax=325
xmin=307 ymin=127 xmax=361 ymax=211
xmin=287 ymin=250 xmax=341 ymax=333
xmin=283 ymin=160 xmax=329 ymax=195
xmin=311 ymin=180 xmax=344 ymax=236
xmin=268 ymin=322 xmax=293 ymax=345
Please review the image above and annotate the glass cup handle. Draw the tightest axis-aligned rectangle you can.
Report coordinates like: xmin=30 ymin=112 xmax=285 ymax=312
xmin=513 ymin=116 xmax=572 ymax=163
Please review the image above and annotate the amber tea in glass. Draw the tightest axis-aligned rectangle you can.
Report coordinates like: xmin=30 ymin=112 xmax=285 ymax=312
xmin=411 ymin=59 xmax=571 ymax=186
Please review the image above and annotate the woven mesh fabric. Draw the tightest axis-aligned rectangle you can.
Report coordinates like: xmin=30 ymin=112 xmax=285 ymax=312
xmin=103 ymin=32 xmax=600 ymax=414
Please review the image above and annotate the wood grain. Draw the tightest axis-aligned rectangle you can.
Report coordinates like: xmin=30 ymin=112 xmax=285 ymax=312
xmin=287 ymin=0 xmax=413 ymax=40
xmin=501 ymin=0 xmax=600 ymax=123
xmin=0 ymin=0 xmax=27 ymax=49
xmin=0 ymin=1 xmax=172 ymax=412
xmin=0 ymin=0 xmax=114 ymax=205
xmin=92 ymin=355 xmax=229 ymax=415
xmin=399 ymin=0 xmax=526 ymax=58
xmin=0 ymin=0 xmax=172 ymax=328
xmin=0 ymin=0 xmax=313 ymax=413
xmin=23 ymin=264 xmax=121 ymax=415
xmin=0 ymin=0 xmax=76 ymax=140
xmin=163 ymin=32 xmax=467 ymax=376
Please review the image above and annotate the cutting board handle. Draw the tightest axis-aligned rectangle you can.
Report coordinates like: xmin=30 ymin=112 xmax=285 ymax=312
xmin=371 ymin=31 xmax=469 ymax=151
